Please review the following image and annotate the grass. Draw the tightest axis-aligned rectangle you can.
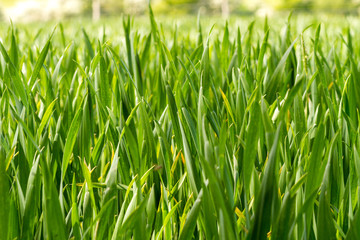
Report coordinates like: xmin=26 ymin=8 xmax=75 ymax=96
xmin=1 ymin=8 xmax=360 ymax=239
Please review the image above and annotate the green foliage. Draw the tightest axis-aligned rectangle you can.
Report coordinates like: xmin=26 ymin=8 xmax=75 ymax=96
xmin=1 ymin=9 xmax=360 ymax=240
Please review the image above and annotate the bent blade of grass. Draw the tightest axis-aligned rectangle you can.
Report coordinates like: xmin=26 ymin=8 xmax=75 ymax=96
xmin=37 ymin=98 xmax=57 ymax=140
xmin=82 ymin=28 xmax=95 ymax=59
xmin=41 ymin=156 xmax=67 ymax=240
xmin=111 ymin=176 xmax=138 ymax=240
xmin=181 ymin=107 xmax=199 ymax=154
xmin=61 ymin=102 xmax=84 ymax=179
xmin=166 ymin=84 xmax=182 ymax=148
xmin=276 ymin=75 xmax=305 ymax=122
xmin=0 ymin=41 xmax=28 ymax=106
xmin=52 ymin=42 xmax=72 ymax=83
xmin=317 ymin=158 xmax=336 ymax=240
xmin=247 ymin=122 xmax=282 ymax=240
xmin=304 ymin=123 xmax=325 ymax=236
xmin=179 ymin=112 xmax=201 ymax=196
xmin=271 ymin=192 xmax=296 ymax=239
xmin=290 ymin=173 xmax=308 ymax=198
xmin=22 ymin=155 xmax=41 ymax=239
xmin=105 ymin=143 xmax=120 ymax=189
xmin=82 ymin=197 xmax=116 ymax=239
xmin=28 ymin=34 xmax=52 ymax=87
xmin=243 ymin=90 xmax=261 ymax=194
xmin=10 ymin=106 xmax=40 ymax=153
xmin=256 ymin=29 xmax=269 ymax=83
xmin=10 ymin=25 xmax=19 ymax=68
xmin=316 ymin=132 xmax=339 ymax=239
xmin=179 ymin=190 xmax=203 ymax=240
xmin=220 ymin=88 xmax=236 ymax=127
xmin=156 ymin=201 xmax=182 ymax=240
xmin=264 ymin=37 xmax=298 ymax=101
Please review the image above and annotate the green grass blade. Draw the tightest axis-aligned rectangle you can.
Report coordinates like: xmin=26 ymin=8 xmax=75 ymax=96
xmin=0 ymin=146 xmax=10 ymax=240
xmin=179 ymin=190 xmax=202 ymax=240
xmin=41 ymin=156 xmax=67 ymax=239
xmin=61 ymin=102 xmax=83 ymax=179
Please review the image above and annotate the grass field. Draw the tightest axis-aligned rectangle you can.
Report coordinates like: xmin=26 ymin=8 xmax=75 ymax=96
xmin=1 ymin=8 xmax=360 ymax=239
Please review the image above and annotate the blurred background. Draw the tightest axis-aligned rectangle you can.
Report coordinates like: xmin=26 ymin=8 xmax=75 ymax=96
xmin=0 ymin=0 xmax=359 ymax=22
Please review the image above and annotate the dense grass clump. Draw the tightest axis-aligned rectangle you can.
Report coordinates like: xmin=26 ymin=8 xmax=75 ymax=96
xmin=1 ymin=9 xmax=360 ymax=239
